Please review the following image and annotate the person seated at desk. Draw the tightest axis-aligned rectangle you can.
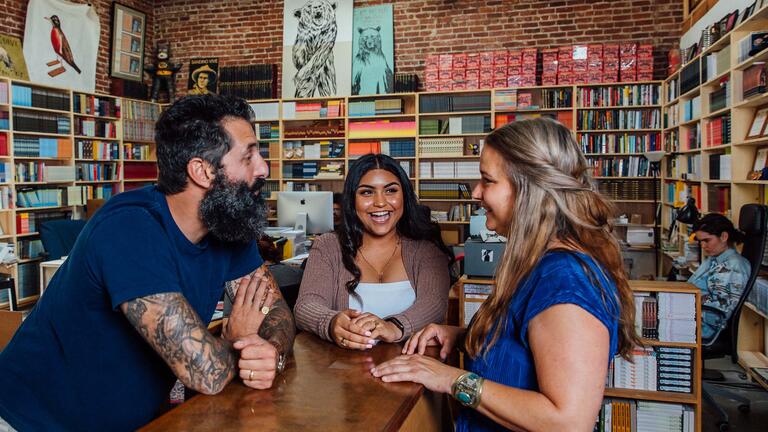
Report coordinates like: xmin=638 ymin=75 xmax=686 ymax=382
xmin=372 ymin=118 xmax=640 ymax=431
xmin=0 ymin=95 xmax=295 ymax=431
xmin=295 ymin=153 xmax=453 ymax=349
xmin=688 ymin=213 xmax=751 ymax=341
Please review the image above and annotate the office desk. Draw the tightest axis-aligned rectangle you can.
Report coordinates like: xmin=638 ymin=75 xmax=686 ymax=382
xmin=141 ymin=332 xmax=444 ymax=431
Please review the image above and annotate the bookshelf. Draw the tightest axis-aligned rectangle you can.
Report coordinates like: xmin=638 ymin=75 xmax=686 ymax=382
xmin=457 ymin=276 xmax=702 ymax=431
xmin=661 ymin=3 xmax=768 ymax=277
xmin=0 ymin=78 xmax=162 ymax=311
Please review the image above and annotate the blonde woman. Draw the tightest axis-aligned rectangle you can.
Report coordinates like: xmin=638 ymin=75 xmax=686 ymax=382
xmin=371 ymin=118 xmax=640 ymax=431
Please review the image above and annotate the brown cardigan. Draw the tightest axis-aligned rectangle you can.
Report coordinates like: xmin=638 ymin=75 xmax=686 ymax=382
xmin=294 ymin=233 xmax=451 ymax=343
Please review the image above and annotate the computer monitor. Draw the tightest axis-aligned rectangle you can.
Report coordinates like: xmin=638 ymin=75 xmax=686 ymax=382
xmin=277 ymin=191 xmax=334 ymax=235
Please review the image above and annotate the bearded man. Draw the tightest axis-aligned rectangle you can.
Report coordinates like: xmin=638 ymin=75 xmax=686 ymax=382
xmin=0 ymin=94 xmax=295 ymax=431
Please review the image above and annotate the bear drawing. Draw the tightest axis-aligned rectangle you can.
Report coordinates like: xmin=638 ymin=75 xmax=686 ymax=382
xmin=292 ymin=0 xmax=338 ymax=98
xmin=352 ymin=26 xmax=393 ymax=95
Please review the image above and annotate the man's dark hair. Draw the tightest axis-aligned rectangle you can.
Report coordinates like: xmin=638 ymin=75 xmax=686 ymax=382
xmin=332 ymin=192 xmax=343 ymax=205
xmin=693 ymin=213 xmax=746 ymax=246
xmin=155 ymin=94 xmax=253 ymax=194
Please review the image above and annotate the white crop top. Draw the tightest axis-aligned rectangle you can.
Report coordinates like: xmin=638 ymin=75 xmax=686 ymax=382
xmin=348 ymin=280 xmax=415 ymax=318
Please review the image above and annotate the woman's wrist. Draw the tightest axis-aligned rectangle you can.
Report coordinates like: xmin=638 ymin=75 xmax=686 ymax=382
xmin=382 ymin=321 xmax=402 ymax=342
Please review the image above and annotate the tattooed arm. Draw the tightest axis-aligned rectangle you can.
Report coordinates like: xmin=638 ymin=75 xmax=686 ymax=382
xmin=121 ymin=293 xmax=236 ymax=395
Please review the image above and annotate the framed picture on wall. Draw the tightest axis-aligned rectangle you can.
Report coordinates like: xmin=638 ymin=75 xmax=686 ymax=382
xmin=109 ymin=3 xmax=146 ymax=81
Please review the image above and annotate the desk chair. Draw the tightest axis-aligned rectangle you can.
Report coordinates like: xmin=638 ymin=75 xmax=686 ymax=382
xmin=702 ymin=204 xmax=768 ymax=431
xmin=39 ymin=219 xmax=87 ymax=261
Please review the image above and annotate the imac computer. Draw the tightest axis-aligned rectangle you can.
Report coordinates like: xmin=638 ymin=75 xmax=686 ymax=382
xmin=276 ymin=191 xmax=334 ymax=235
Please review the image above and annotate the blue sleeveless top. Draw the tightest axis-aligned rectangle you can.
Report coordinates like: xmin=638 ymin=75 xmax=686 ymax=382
xmin=456 ymin=251 xmax=621 ymax=431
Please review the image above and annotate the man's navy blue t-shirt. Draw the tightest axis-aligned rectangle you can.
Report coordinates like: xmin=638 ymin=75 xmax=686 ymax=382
xmin=0 ymin=186 xmax=262 ymax=431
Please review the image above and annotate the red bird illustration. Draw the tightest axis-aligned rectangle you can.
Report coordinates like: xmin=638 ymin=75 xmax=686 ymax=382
xmin=45 ymin=15 xmax=81 ymax=74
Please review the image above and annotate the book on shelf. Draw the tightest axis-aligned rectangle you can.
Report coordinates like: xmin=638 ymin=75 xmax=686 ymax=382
xmin=595 ymin=399 xmax=694 ymax=432
xmin=74 ymin=94 xmax=121 ymax=118
xmin=12 ymin=111 xmax=71 ymax=134
xmin=13 ymin=136 xmax=72 ymax=158
xmin=577 ymin=83 xmax=660 ymax=107
xmin=77 ymin=140 xmax=120 ymax=160
xmin=418 ymin=137 xmax=465 ymax=156
xmin=578 ymin=109 xmax=660 ymax=130
xmin=249 ymin=102 xmax=280 ymax=120
xmin=11 ymin=84 xmax=70 ymax=111
xmin=419 ymin=93 xmax=491 ymax=113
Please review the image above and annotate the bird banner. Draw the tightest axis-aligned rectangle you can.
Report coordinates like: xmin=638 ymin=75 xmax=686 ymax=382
xmin=23 ymin=0 xmax=100 ymax=92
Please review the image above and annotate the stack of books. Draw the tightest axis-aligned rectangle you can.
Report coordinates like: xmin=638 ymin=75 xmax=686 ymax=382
xmin=595 ymin=400 xmax=694 ymax=431
xmin=418 ymin=137 xmax=464 ymax=156
xmin=657 ymin=292 xmax=697 ymax=344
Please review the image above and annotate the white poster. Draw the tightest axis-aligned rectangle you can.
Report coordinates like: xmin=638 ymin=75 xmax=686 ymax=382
xmin=23 ymin=0 xmax=100 ymax=92
xmin=282 ymin=0 xmax=353 ymax=99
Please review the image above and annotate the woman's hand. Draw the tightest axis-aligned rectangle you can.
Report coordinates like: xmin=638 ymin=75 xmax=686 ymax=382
xmin=403 ymin=324 xmax=464 ymax=360
xmin=330 ymin=309 xmax=377 ymax=350
xmin=370 ymin=354 xmax=464 ymax=394
xmin=351 ymin=312 xmax=402 ymax=343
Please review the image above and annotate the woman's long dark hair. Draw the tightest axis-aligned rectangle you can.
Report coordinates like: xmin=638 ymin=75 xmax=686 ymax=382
xmin=692 ymin=213 xmax=745 ymax=246
xmin=338 ymin=153 xmax=454 ymax=295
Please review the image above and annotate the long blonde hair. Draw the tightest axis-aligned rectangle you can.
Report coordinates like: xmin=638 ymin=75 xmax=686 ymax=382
xmin=465 ymin=118 xmax=639 ymax=360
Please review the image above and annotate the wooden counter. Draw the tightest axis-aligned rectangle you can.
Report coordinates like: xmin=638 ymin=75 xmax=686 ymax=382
xmin=141 ymin=332 xmax=444 ymax=431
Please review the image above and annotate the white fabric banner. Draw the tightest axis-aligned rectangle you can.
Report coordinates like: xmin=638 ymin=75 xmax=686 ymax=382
xmin=23 ymin=0 xmax=100 ymax=92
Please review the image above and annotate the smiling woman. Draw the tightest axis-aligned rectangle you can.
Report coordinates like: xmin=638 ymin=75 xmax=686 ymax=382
xmin=294 ymin=153 xmax=455 ymax=350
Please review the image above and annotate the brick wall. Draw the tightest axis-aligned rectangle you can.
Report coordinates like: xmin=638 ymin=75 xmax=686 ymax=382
xmin=3 ymin=0 xmax=681 ymax=97
xmin=1 ymin=0 xmax=154 ymax=95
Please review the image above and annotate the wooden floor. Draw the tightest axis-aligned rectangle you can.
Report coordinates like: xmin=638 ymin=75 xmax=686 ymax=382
xmin=702 ymin=358 xmax=768 ymax=432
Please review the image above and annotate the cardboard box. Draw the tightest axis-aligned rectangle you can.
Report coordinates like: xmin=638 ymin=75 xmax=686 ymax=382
xmin=522 ymin=48 xmax=538 ymax=64
xmin=453 ymin=81 xmax=467 ymax=90
xmin=508 ymin=50 xmax=522 ymax=68
xmin=572 ymin=45 xmax=588 ymax=72
xmin=602 ymin=73 xmax=618 ymax=83
xmin=494 ymin=65 xmax=508 ymax=80
xmin=480 ymin=51 xmax=495 ymax=68
xmin=542 ymin=74 xmax=558 ymax=86
xmin=507 ymin=65 xmax=521 ymax=76
xmin=638 ymin=44 xmax=653 ymax=58
xmin=480 ymin=69 xmax=494 ymax=81
xmin=452 ymin=70 xmax=465 ymax=81
xmin=493 ymin=50 xmax=508 ymax=66
xmin=438 ymin=69 xmax=453 ymax=80
xmin=638 ymin=56 xmax=653 ymax=72
xmin=453 ymin=53 xmax=468 ymax=70
xmin=637 ymin=70 xmax=653 ymax=81
xmin=494 ymin=79 xmax=508 ymax=88
xmin=521 ymin=63 xmax=536 ymax=76
xmin=465 ymin=69 xmax=480 ymax=81
xmin=480 ymin=79 xmax=494 ymax=89
xmin=439 ymin=82 xmax=452 ymax=91
xmin=425 ymin=55 xmax=439 ymax=71
xmin=558 ymin=72 xmax=574 ymax=85
xmin=426 ymin=82 xmax=439 ymax=92
xmin=467 ymin=53 xmax=481 ymax=69
xmin=425 ymin=70 xmax=439 ymax=83
xmin=439 ymin=54 xmax=454 ymax=71
xmin=587 ymin=71 xmax=603 ymax=83
xmin=542 ymin=48 xmax=559 ymax=74
xmin=466 ymin=79 xmax=480 ymax=90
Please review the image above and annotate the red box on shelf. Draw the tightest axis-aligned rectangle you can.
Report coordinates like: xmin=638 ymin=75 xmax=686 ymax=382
xmin=572 ymin=45 xmax=588 ymax=72
xmin=493 ymin=65 xmax=507 ymax=80
xmin=604 ymin=58 xmax=620 ymax=73
xmin=480 ymin=69 xmax=494 ymax=81
xmin=638 ymin=44 xmax=653 ymax=58
xmin=439 ymin=82 xmax=452 ymax=91
xmin=558 ymin=72 xmax=574 ymax=85
xmin=465 ymin=69 xmax=480 ymax=81
xmin=542 ymin=48 xmax=559 ymax=74
xmin=522 ymin=48 xmax=538 ymax=64
xmin=467 ymin=53 xmax=480 ymax=69
xmin=438 ymin=69 xmax=453 ymax=80
xmin=620 ymin=43 xmax=637 ymax=57
xmin=574 ymin=71 xmax=590 ymax=84
xmin=439 ymin=54 xmax=454 ymax=71
xmin=480 ymin=79 xmax=494 ymax=89
xmin=518 ymin=92 xmax=533 ymax=108
xmin=453 ymin=81 xmax=467 ymax=90
xmin=507 ymin=75 xmax=523 ymax=87
xmin=507 ymin=65 xmax=521 ymax=76
xmin=480 ymin=51 xmax=495 ymax=68
xmin=425 ymin=70 xmax=439 ymax=83
xmin=638 ymin=56 xmax=653 ymax=72
xmin=493 ymin=50 xmax=508 ymax=66
xmin=637 ymin=70 xmax=653 ymax=81
xmin=508 ymin=50 xmax=522 ymax=69
xmin=494 ymin=79 xmax=508 ymax=88
xmin=542 ymin=74 xmax=558 ymax=86
xmin=588 ymin=44 xmax=603 ymax=72
xmin=602 ymin=73 xmax=619 ymax=83
xmin=588 ymin=71 xmax=603 ymax=82
xmin=604 ymin=44 xmax=619 ymax=58
xmin=426 ymin=82 xmax=439 ymax=92
xmin=466 ymin=79 xmax=480 ymax=90
xmin=425 ymin=55 xmax=439 ymax=71
xmin=620 ymin=68 xmax=637 ymax=82
xmin=558 ymin=46 xmax=573 ymax=73
xmin=452 ymin=70 xmax=465 ymax=81
xmin=453 ymin=53 xmax=467 ymax=70
xmin=522 ymin=63 xmax=536 ymax=76
xmin=521 ymin=75 xmax=536 ymax=86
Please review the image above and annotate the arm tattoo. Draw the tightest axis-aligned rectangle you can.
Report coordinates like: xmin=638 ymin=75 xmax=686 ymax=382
xmin=121 ymin=293 xmax=237 ymax=395
xmin=257 ymin=266 xmax=296 ymax=356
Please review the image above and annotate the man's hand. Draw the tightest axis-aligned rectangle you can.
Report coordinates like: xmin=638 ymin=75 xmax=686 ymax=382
xmin=330 ymin=309 xmax=378 ymax=350
xmin=223 ymin=270 xmax=276 ymax=342
xmin=234 ymin=334 xmax=279 ymax=389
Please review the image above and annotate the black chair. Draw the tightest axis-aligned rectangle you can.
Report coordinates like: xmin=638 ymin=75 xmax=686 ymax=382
xmin=701 ymin=204 xmax=768 ymax=431
xmin=39 ymin=219 xmax=87 ymax=260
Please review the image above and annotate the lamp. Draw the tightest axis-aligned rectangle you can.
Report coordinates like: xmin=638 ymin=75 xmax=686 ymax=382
xmin=643 ymin=150 xmax=667 ymax=278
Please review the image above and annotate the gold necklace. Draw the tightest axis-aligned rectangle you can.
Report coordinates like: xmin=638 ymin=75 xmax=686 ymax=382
xmin=359 ymin=239 xmax=400 ymax=283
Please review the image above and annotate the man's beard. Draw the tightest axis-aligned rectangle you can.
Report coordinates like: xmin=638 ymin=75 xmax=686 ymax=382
xmin=199 ymin=175 xmax=267 ymax=244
